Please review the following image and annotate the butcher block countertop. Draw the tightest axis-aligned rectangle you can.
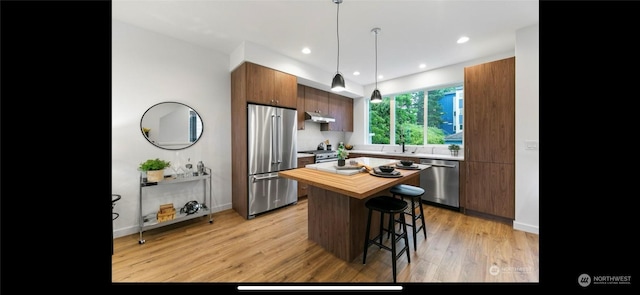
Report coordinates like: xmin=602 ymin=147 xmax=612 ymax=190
xmin=279 ymin=157 xmax=428 ymax=199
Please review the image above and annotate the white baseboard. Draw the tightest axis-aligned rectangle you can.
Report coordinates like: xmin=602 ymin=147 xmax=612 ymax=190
xmin=513 ymin=220 xmax=539 ymax=234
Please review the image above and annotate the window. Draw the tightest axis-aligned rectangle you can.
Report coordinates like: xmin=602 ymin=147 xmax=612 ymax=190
xmin=189 ymin=110 xmax=198 ymax=142
xmin=368 ymin=84 xmax=463 ymax=146
xmin=368 ymin=96 xmax=391 ymax=144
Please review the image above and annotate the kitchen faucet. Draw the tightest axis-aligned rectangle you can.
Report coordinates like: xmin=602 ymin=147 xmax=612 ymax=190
xmin=399 ymin=142 xmax=407 ymax=153
xmin=398 ymin=130 xmax=407 ymax=153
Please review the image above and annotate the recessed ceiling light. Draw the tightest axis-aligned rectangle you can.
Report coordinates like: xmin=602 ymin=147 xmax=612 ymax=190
xmin=457 ymin=36 xmax=469 ymax=44
xmin=302 ymin=47 xmax=311 ymax=54
xmin=378 ymin=75 xmax=383 ymax=80
xmin=419 ymin=64 xmax=426 ymax=69
xmin=353 ymin=71 xmax=360 ymax=76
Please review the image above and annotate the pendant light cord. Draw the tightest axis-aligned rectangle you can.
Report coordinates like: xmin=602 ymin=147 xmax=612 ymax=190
xmin=374 ymin=29 xmax=378 ymax=88
xmin=370 ymin=27 xmax=382 ymax=102
xmin=336 ymin=2 xmax=340 ymax=74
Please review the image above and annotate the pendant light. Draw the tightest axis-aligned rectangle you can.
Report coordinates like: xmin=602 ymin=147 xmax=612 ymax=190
xmin=331 ymin=0 xmax=345 ymax=92
xmin=370 ymin=27 xmax=382 ymax=103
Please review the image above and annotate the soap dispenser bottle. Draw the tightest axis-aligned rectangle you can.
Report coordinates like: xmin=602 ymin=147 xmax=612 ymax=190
xmin=185 ymin=158 xmax=193 ymax=177
xmin=197 ymin=161 xmax=204 ymax=175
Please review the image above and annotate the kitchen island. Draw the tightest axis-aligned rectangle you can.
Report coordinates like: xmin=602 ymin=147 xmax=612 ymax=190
xmin=278 ymin=157 xmax=429 ymax=262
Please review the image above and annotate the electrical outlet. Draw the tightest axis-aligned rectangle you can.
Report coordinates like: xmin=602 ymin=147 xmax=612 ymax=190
xmin=525 ymin=140 xmax=538 ymax=150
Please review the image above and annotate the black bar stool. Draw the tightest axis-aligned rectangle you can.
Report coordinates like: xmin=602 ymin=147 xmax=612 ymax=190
xmin=389 ymin=184 xmax=427 ymax=251
xmin=112 ymin=194 xmax=121 ymax=255
xmin=362 ymin=196 xmax=410 ymax=283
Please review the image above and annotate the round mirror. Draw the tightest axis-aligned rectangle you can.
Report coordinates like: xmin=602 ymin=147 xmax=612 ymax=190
xmin=140 ymin=102 xmax=203 ymax=150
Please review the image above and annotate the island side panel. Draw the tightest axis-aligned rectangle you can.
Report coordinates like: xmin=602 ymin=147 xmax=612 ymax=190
xmin=306 ymin=174 xmax=420 ymax=262
xmin=307 ymin=186 xmax=381 ymax=262
xmin=348 ymin=195 xmax=381 ymax=262
xmin=307 ymin=186 xmax=350 ymax=261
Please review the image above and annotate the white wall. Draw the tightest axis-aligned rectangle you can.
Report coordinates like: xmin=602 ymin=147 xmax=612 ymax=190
xmin=514 ymin=24 xmax=539 ymax=234
xmin=112 ymin=20 xmax=233 ymax=238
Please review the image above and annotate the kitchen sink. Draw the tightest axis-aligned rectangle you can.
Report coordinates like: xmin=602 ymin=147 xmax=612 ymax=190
xmin=385 ymin=152 xmax=411 ymax=155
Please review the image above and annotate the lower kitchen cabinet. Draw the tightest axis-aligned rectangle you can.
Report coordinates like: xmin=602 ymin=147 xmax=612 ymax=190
xmin=297 ymin=156 xmax=315 ymax=198
xmin=462 ymin=161 xmax=515 ymax=220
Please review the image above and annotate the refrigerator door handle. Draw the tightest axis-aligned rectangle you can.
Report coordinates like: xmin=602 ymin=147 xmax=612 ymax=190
xmin=271 ymin=114 xmax=278 ymax=164
xmin=277 ymin=114 xmax=283 ymax=163
xmin=252 ymin=174 xmax=280 ymax=182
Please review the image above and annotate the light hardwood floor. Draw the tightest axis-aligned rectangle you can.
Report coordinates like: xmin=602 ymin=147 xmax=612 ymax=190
xmin=112 ymin=197 xmax=538 ymax=283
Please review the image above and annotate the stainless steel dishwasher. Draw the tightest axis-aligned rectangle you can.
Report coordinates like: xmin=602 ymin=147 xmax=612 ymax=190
xmin=419 ymin=158 xmax=460 ymax=210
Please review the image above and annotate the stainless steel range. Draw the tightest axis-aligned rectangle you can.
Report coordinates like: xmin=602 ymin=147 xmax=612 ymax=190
xmin=300 ymin=150 xmax=339 ymax=163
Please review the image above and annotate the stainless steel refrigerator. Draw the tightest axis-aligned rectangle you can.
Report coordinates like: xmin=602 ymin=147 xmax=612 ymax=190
xmin=247 ymin=104 xmax=298 ymax=218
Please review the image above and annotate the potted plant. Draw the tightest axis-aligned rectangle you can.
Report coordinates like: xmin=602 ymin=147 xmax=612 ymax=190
xmin=337 ymin=144 xmax=349 ymax=166
xmin=448 ymin=144 xmax=460 ymax=156
xmin=139 ymin=158 xmax=171 ymax=182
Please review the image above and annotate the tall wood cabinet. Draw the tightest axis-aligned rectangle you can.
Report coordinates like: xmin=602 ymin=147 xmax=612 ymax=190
xmin=461 ymin=57 xmax=515 ymax=220
xmin=297 ymin=84 xmax=306 ymax=130
xmin=231 ymin=62 xmax=298 ymax=219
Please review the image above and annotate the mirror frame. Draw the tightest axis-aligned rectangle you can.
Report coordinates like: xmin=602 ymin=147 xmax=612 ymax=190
xmin=140 ymin=101 xmax=204 ymax=150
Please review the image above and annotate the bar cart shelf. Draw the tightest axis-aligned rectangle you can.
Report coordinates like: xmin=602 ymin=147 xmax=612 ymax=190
xmin=138 ymin=167 xmax=213 ymax=244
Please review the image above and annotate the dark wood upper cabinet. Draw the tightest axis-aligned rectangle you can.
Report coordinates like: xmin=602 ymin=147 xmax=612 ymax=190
xmin=245 ymin=62 xmax=297 ymax=108
xmin=322 ymin=92 xmax=353 ymax=132
xmin=343 ymin=95 xmax=353 ymax=132
xmin=273 ymin=70 xmax=298 ymax=108
xmin=304 ymin=86 xmax=329 ymax=115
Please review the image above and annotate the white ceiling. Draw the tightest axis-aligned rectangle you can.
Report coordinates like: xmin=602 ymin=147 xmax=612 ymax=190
xmin=112 ymin=0 xmax=539 ymax=87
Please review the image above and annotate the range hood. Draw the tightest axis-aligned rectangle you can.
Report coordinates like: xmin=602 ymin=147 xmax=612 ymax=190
xmin=304 ymin=111 xmax=336 ymax=123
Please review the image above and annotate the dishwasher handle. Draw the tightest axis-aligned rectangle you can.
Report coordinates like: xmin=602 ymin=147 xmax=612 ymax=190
xmin=420 ymin=162 xmax=457 ymax=168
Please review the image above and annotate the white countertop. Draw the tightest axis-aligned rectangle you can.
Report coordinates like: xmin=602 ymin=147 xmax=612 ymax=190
xmin=346 ymin=149 xmax=464 ymax=161
xmin=297 ymin=153 xmax=315 ymax=158
xmin=305 ymin=157 xmax=400 ymax=175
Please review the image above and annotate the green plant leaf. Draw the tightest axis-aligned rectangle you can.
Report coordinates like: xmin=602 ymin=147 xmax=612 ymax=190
xmin=139 ymin=158 xmax=171 ymax=171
